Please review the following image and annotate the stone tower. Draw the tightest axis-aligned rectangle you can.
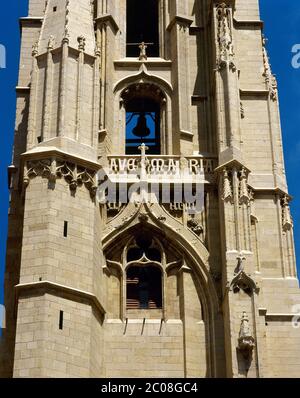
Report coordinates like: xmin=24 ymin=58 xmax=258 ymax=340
xmin=0 ymin=0 xmax=299 ymax=378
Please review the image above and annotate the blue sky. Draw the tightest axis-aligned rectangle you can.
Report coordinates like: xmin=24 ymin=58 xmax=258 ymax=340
xmin=0 ymin=1 xmax=299 ymax=305
xmin=260 ymin=1 xmax=300 ymax=278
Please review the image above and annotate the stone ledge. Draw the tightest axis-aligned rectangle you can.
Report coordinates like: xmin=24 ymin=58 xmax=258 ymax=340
xmin=114 ymin=59 xmax=172 ymax=68
xmin=19 ymin=17 xmax=43 ymax=29
xmin=240 ymin=89 xmax=269 ymax=98
xmin=233 ymin=18 xmax=264 ymax=29
xmin=15 ymin=281 xmax=106 ymax=318
xmin=21 ymin=145 xmax=100 ymax=170
xmin=259 ymin=308 xmax=296 ymax=321
xmin=15 ymin=86 xmax=30 ymax=93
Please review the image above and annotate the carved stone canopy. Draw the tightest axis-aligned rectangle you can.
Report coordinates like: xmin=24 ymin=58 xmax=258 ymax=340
xmin=22 ymin=154 xmax=99 ymax=199
xmin=230 ymin=270 xmax=259 ymax=295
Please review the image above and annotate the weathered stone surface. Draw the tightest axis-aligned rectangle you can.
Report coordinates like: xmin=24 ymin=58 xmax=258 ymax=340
xmin=0 ymin=0 xmax=299 ymax=379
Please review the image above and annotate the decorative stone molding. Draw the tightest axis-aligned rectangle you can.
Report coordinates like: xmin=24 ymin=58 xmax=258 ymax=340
xmin=102 ymin=202 xmax=211 ymax=273
xmin=24 ymin=159 xmax=56 ymax=187
xmin=23 ymin=157 xmax=98 ymax=198
xmin=15 ymin=281 xmax=105 ymax=319
xmin=230 ymin=270 xmax=259 ymax=295
xmin=187 ymin=218 xmax=204 ymax=236
xmin=106 ymin=202 xmax=125 ymax=222
xmin=215 ymin=2 xmax=236 ymax=71
xmin=64 ymin=0 xmax=70 ymax=41
xmin=262 ymin=36 xmax=278 ymax=102
xmin=238 ymin=312 xmax=255 ymax=357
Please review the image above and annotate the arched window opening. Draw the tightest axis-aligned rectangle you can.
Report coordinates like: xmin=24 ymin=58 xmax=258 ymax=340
xmin=122 ymin=84 xmax=166 ymax=155
xmin=127 ymin=266 xmax=162 ymax=309
xmin=126 ymin=0 xmax=159 ymax=58
xmin=127 ymin=233 xmax=162 ymax=263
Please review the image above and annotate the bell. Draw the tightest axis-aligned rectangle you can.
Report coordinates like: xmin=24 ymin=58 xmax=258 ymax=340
xmin=132 ymin=113 xmax=150 ymax=138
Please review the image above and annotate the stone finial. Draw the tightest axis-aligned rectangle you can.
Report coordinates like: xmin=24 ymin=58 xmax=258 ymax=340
xmin=139 ymin=42 xmax=148 ymax=61
xmin=138 ymin=143 xmax=149 ymax=179
xmin=62 ymin=31 xmax=70 ymax=45
xmin=63 ymin=0 xmax=70 ymax=43
xmin=216 ymin=2 xmax=236 ymax=71
xmin=222 ymin=169 xmax=233 ymax=202
xmin=47 ymin=35 xmax=55 ymax=51
xmin=239 ymin=168 xmax=250 ymax=205
xmin=32 ymin=41 xmax=39 ymax=57
xmin=77 ymin=36 xmax=86 ymax=52
xmin=262 ymin=35 xmax=271 ymax=78
xmin=138 ymin=143 xmax=149 ymax=158
xmin=262 ymin=35 xmax=278 ymax=101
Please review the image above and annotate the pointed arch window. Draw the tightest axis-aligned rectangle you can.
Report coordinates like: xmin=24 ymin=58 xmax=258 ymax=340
xmin=122 ymin=83 xmax=166 ymax=155
xmin=126 ymin=0 xmax=160 ymax=58
xmin=127 ymin=266 xmax=162 ymax=309
xmin=126 ymin=233 xmax=163 ymax=310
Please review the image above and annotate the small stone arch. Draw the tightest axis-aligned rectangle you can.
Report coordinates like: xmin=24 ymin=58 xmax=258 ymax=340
xmin=112 ymin=67 xmax=173 ymax=154
xmin=113 ymin=65 xmax=173 ymax=95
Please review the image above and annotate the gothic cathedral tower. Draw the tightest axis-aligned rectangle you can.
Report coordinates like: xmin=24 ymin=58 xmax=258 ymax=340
xmin=0 ymin=0 xmax=299 ymax=378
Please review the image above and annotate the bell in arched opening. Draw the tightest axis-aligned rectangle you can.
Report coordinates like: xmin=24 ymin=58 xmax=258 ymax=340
xmin=132 ymin=113 xmax=151 ymax=138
